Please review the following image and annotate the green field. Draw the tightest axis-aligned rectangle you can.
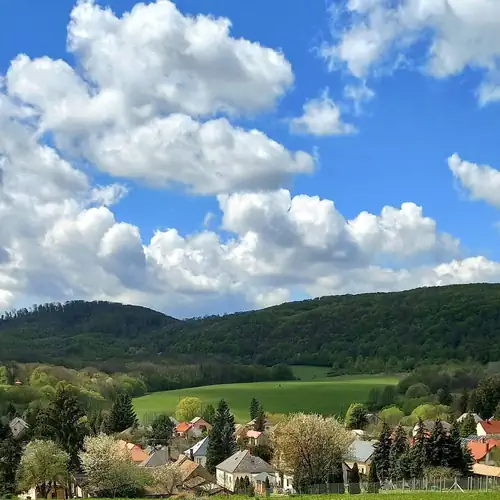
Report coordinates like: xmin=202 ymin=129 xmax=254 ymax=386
xmin=133 ymin=369 xmax=397 ymax=423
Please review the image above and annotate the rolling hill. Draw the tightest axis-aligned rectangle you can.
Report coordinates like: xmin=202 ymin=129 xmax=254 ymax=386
xmin=2 ymin=284 xmax=500 ymax=373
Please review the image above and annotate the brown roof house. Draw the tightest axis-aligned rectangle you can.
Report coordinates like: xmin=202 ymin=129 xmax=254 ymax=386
xmin=175 ymin=454 xmax=222 ymax=494
xmin=216 ymin=449 xmax=276 ymax=492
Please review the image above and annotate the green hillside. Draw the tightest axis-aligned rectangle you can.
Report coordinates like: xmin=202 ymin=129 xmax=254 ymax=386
xmin=134 ymin=374 xmax=398 ymax=423
xmin=2 ymin=284 xmax=500 ymax=373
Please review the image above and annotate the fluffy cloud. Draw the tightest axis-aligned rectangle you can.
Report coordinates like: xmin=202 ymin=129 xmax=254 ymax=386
xmin=290 ymin=90 xmax=355 ymax=136
xmin=324 ymin=0 xmax=500 ymax=104
xmin=5 ymin=0 xmax=313 ymax=195
xmin=449 ymin=153 xmax=500 ymax=208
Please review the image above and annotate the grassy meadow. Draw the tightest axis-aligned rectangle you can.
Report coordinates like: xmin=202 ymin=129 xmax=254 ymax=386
xmin=133 ymin=366 xmax=397 ymax=423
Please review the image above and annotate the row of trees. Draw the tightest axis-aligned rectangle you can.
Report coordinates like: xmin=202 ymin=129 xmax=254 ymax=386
xmin=372 ymin=419 xmax=473 ymax=483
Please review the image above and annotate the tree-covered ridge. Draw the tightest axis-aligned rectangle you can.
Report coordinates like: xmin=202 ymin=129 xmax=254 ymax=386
xmin=3 ymin=284 xmax=500 ymax=372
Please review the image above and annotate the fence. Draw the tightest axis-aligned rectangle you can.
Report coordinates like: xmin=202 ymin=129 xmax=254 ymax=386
xmin=294 ymin=477 xmax=500 ymax=494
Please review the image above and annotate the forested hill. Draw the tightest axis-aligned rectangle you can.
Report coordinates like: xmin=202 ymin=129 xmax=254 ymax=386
xmin=2 ymin=284 xmax=500 ymax=372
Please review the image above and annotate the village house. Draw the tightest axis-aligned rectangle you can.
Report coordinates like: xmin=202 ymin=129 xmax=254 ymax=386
xmin=345 ymin=440 xmax=376 ymax=475
xmin=457 ymin=412 xmax=482 ymax=424
xmin=246 ymin=429 xmax=268 ymax=447
xmin=467 ymin=437 xmax=500 ymax=465
xmin=183 ymin=436 xmax=209 ymax=466
xmin=117 ymin=439 xmax=149 ymax=464
xmin=141 ymin=446 xmax=172 ymax=467
xmin=176 ymin=417 xmax=212 ymax=439
xmin=246 ymin=417 xmax=273 ymax=432
xmin=477 ymin=419 xmax=500 ymax=436
xmin=412 ymin=419 xmax=452 ymax=437
xmin=175 ymin=454 xmax=223 ymax=495
xmin=9 ymin=416 xmax=29 ymax=440
xmin=216 ymin=449 xmax=276 ymax=492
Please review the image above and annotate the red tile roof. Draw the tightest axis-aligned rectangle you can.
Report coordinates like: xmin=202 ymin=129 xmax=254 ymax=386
xmin=176 ymin=422 xmax=193 ymax=433
xmin=479 ymin=420 xmax=500 ymax=434
xmin=467 ymin=439 xmax=500 ymax=462
xmin=117 ymin=440 xmax=149 ymax=463
xmin=246 ymin=430 xmax=263 ymax=439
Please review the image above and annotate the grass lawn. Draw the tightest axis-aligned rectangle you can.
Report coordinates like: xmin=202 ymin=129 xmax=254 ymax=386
xmin=133 ymin=370 xmax=397 ymax=423
xmin=214 ymin=495 xmax=499 ymax=499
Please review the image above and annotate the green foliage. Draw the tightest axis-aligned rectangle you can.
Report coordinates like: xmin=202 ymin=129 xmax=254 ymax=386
xmin=410 ymin=418 xmax=427 ymax=479
xmin=175 ymin=396 xmax=203 ymax=422
xmin=345 ymin=403 xmax=368 ymax=430
xmin=34 ymin=387 xmax=88 ymax=471
xmin=146 ymin=413 xmax=174 ymax=448
xmin=202 ymin=403 xmax=216 ymax=424
xmin=251 ymin=444 xmax=273 ymax=463
xmin=426 ymin=419 xmax=449 ymax=467
xmin=379 ymin=406 xmax=405 ymax=425
xmin=470 ymin=375 xmax=500 ymax=417
xmin=390 ymin=424 xmax=409 ymax=480
xmin=412 ymin=404 xmax=450 ymax=421
xmin=0 ymin=366 xmax=8 ymax=385
xmin=250 ymin=397 xmax=260 ymax=420
xmin=373 ymin=422 xmax=392 ymax=482
xmin=206 ymin=399 xmax=236 ymax=474
xmin=0 ymin=423 xmax=21 ymax=496
xmin=460 ymin=413 xmax=478 ymax=437
xmin=405 ymin=383 xmax=431 ymax=399
xmin=367 ymin=461 xmax=380 ymax=493
xmin=447 ymin=420 xmax=473 ymax=476
xmin=348 ymin=463 xmax=361 ymax=494
xmin=105 ymin=392 xmax=138 ymax=433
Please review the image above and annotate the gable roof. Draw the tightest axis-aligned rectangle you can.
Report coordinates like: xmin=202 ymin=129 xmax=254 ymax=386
xmin=467 ymin=439 xmax=500 ymax=461
xmin=184 ymin=436 xmax=209 ymax=458
xmin=216 ymin=449 xmax=275 ymax=474
xmin=176 ymin=422 xmax=193 ymax=433
xmin=246 ymin=430 xmax=263 ymax=439
xmin=117 ymin=440 xmax=149 ymax=463
xmin=9 ymin=417 xmax=29 ymax=438
xmin=176 ymin=454 xmax=215 ymax=483
xmin=478 ymin=420 xmax=500 ymax=434
xmin=348 ymin=440 xmax=375 ymax=463
xmin=141 ymin=447 xmax=171 ymax=467
xmin=414 ymin=420 xmax=452 ymax=432
xmin=457 ymin=413 xmax=482 ymax=423
xmin=190 ymin=417 xmax=211 ymax=427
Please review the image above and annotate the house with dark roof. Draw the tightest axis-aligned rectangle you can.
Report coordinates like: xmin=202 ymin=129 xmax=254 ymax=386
xmin=175 ymin=454 xmax=223 ymax=494
xmin=9 ymin=417 xmax=29 ymax=440
xmin=216 ymin=449 xmax=276 ymax=492
xmin=183 ymin=436 xmax=209 ymax=466
xmin=412 ymin=419 xmax=452 ymax=437
xmin=345 ymin=440 xmax=376 ymax=475
xmin=141 ymin=447 xmax=172 ymax=468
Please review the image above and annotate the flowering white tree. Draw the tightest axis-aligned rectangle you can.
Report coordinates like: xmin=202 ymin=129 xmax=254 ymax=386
xmin=80 ymin=434 xmax=149 ymax=497
xmin=151 ymin=463 xmax=182 ymax=494
xmin=271 ymin=413 xmax=352 ymax=488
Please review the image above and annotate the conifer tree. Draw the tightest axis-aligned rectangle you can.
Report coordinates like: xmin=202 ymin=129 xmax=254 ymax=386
xmin=457 ymin=390 xmax=469 ymax=415
xmin=332 ymin=457 xmax=345 ymax=494
xmin=367 ymin=461 xmax=380 ymax=493
xmin=202 ymin=404 xmax=216 ymax=425
xmin=447 ymin=420 xmax=473 ymax=476
xmin=249 ymin=398 xmax=260 ymax=420
xmin=427 ymin=419 xmax=448 ymax=467
xmin=373 ymin=422 xmax=392 ymax=482
xmin=390 ymin=424 xmax=409 ymax=480
xmin=206 ymin=399 xmax=236 ymax=473
xmin=146 ymin=413 xmax=174 ymax=448
xmin=0 ymin=423 xmax=22 ymax=496
xmin=348 ymin=463 xmax=361 ymax=494
xmin=105 ymin=391 xmax=138 ymax=434
xmin=254 ymin=404 xmax=266 ymax=432
xmin=460 ymin=413 xmax=478 ymax=437
xmin=409 ymin=418 xmax=427 ymax=479
xmin=235 ymin=477 xmax=242 ymax=493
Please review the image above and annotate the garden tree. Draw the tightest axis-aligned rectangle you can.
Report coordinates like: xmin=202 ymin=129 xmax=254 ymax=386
xmin=151 ymin=463 xmax=182 ymax=494
xmin=202 ymin=403 xmax=216 ymax=424
xmin=426 ymin=419 xmax=448 ymax=467
xmin=254 ymin=406 xmax=266 ymax=432
xmin=175 ymin=397 xmax=203 ymax=422
xmin=88 ymin=409 xmax=107 ymax=436
xmin=34 ymin=387 xmax=88 ymax=471
xmin=348 ymin=463 xmax=361 ymax=494
xmin=206 ymin=399 xmax=236 ymax=473
xmin=390 ymin=424 xmax=409 ymax=480
xmin=412 ymin=404 xmax=450 ymax=421
xmin=395 ymin=451 xmax=414 ymax=480
xmin=251 ymin=444 xmax=273 ymax=463
xmin=5 ymin=402 xmax=17 ymax=420
xmin=409 ymin=418 xmax=427 ymax=479
xmin=367 ymin=461 xmax=380 ymax=493
xmin=17 ymin=440 xmax=70 ymax=499
xmin=405 ymin=383 xmax=431 ymax=399
xmin=437 ymin=388 xmax=453 ymax=406
xmin=379 ymin=406 xmax=405 ymax=426
xmin=447 ymin=420 xmax=473 ymax=476
xmin=264 ymin=476 xmax=271 ymax=495
xmin=457 ymin=390 xmax=469 ymax=415
xmin=345 ymin=403 xmax=368 ymax=430
xmin=471 ymin=375 xmax=500 ymax=418
xmin=331 ymin=456 xmax=345 ymax=494
xmin=0 ymin=365 xmax=8 ymax=385
xmin=272 ymin=413 xmax=352 ymax=488
xmin=494 ymin=402 xmax=500 ymax=420
xmin=0 ymin=423 xmax=22 ymax=496
xmin=105 ymin=392 xmax=138 ymax=433
xmin=373 ymin=422 xmax=392 ymax=482
xmin=235 ymin=477 xmax=242 ymax=493
xmin=146 ymin=413 xmax=174 ymax=448
xmin=249 ymin=398 xmax=261 ymax=420
xmin=80 ymin=434 xmax=150 ymax=497
xmin=459 ymin=413 xmax=477 ymax=437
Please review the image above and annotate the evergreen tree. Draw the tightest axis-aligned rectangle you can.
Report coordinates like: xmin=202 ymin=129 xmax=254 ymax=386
xmin=332 ymin=457 xmax=345 ymax=494
xmin=348 ymin=463 xmax=361 ymax=494
xmin=409 ymin=418 xmax=427 ymax=479
xmin=447 ymin=420 xmax=473 ymax=476
xmin=5 ymin=402 xmax=17 ymax=420
xmin=235 ymin=477 xmax=242 ymax=493
xmin=264 ymin=476 xmax=271 ymax=496
xmin=437 ymin=388 xmax=453 ymax=406
xmin=373 ymin=422 xmax=392 ymax=482
xmin=426 ymin=419 xmax=448 ymax=467
xmin=367 ymin=461 xmax=380 ymax=493
xmin=254 ymin=404 xmax=266 ymax=432
xmin=494 ymin=402 xmax=500 ymax=420
xmin=345 ymin=403 xmax=368 ymax=430
xmin=105 ymin=392 xmax=138 ymax=434
xmin=35 ymin=387 xmax=88 ymax=471
xmin=390 ymin=424 xmax=409 ymax=480
xmin=0 ymin=423 xmax=22 ymax=496
xmin=249 ymin=398 xmax=260 ymax=420
xmin=460 ymin=413 xmax=478 ymax=437
xmin=206 ymin=399 xmax=236 ymax=473
xmin=202 ymin=404 xmax=216 ymax=424
xmin=457 ymin=390 xmax=469 ymax=415
xmin=146 ymin=414 xmax=174 ymax=448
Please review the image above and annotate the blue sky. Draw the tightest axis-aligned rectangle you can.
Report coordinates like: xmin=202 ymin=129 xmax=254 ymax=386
xmin=1 ymin=0 xmax=500 ymax=317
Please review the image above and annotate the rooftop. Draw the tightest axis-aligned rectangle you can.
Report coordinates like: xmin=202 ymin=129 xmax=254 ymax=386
xmin=217 ymin=449 xmax=275 ymax=474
